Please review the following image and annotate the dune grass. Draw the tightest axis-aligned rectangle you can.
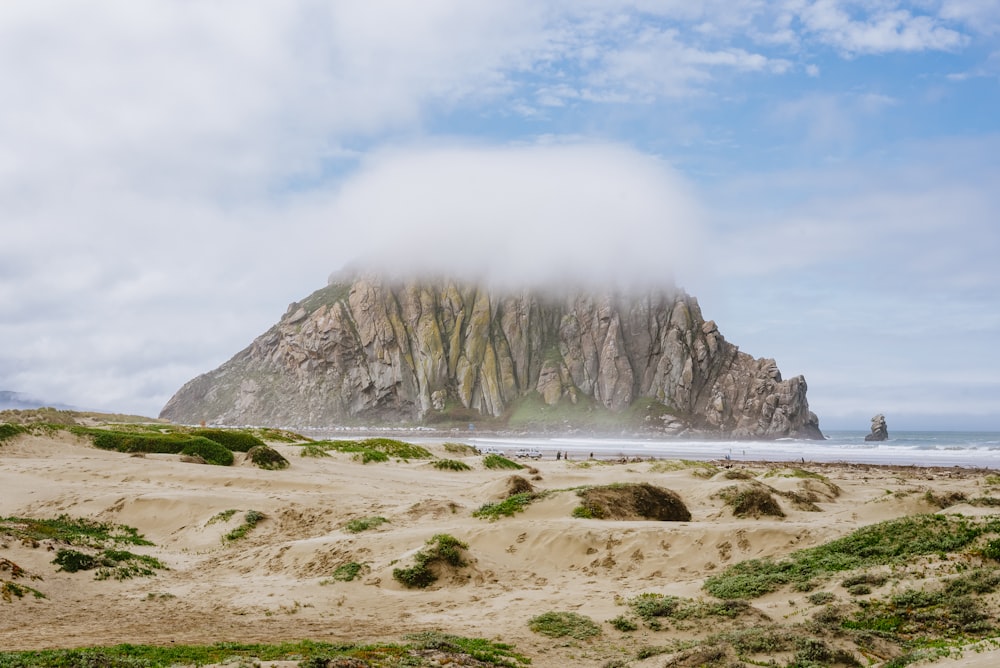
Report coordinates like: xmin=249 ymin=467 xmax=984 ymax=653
xmin=344 ymin=516 xmax=388 ymax=533
xmin=71 ymin=427 xmax=235 ymax=465
xmin=306 ymin=438 xmax=433 ymax=464
xmin=246 ymin=444 xmax=290 ymax=470
xmin=222 ymin=510 xmax=265 ymax=542
xmin=0 ymin=634 xmax=530 ymax=668
xmin=0 ymin=424 xmax=27 ymax=444
xmin=483 ymin=454 xmax=523 ymax=470
xmin=53 ymin=548 xmax=166 ymax=581
xmin=704 ymin=514 xmax=1000 ymax=599
xmin=528 ymin=611 xmax=602 ymax=639
xmin=0 ymin=515 xmax=152 ymax=549
xmin=433 ymin=458 xmax=472 ymax=471
xmin=1 ymin=516 xmax=162 ymax=597
xmin=392 ymin=534 xmax=468 ymax=588
xmin=329 ymin=561 xmax=365 ymax=582
xmin=442 ymin=442 xmax=478 ymax=455
xmin=189 ymin=428 xmax=265 ymax=452
xmin=473 ymin=492 xmax=542 ymax=521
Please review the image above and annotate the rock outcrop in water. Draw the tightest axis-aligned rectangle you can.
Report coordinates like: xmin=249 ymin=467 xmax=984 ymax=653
xmin=160 ymin=273 xmax=823 ymax=439
xmin=865 ymin=414 xmax=889 ymax=442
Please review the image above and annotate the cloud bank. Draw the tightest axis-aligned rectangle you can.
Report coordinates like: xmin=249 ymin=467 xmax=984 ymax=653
xmin=325 ymin=143 xmax=705 ymax=292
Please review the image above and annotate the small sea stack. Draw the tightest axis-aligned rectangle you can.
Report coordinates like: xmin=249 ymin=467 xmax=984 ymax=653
xmin=865 ymin=413 xmax=889 ymax=442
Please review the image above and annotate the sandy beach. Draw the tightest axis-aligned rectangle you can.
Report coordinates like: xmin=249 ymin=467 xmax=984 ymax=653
xmin=2 ymin=429 xmax=1000 ymax=667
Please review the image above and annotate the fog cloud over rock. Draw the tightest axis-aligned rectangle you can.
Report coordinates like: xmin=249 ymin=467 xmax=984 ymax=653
xmin=326 ymin=143 xmax=706 ymax=293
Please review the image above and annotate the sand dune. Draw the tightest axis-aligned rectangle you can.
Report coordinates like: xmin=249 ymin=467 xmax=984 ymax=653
xmin=2 ymin=431 xmax=999 ymax=667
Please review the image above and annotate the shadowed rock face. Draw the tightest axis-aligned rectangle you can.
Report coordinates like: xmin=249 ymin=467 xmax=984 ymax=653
xmin=160 ymin=274 xmax=823 ymax=439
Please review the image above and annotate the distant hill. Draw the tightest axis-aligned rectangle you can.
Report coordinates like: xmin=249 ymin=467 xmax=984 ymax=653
xmin=161 ymin=273 xmax=823 ymax=439
xmin=0 ymin=391 xmax=74 ymax=411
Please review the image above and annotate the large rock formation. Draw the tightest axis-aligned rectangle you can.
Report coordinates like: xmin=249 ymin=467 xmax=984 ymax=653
xmin=865 ymin=414 xmax=889 ymax=442
xmin=160 ymin=273 xmax=823 ymax=439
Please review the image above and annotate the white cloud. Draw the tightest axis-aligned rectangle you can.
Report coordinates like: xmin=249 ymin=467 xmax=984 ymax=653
xmin=796 ymin=0 xmax=968 ymax=55
xmin=939 ymin=0 xmax=1000 ymax=35
xmin=324 ymin=141 xmax=706 ymax=292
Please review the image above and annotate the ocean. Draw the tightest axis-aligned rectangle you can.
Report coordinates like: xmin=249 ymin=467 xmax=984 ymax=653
xmin=442 ymin=430 xmax=1000 ymax=469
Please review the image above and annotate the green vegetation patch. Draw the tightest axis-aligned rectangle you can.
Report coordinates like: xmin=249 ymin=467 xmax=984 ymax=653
xmin=924 ymin=490 xmax=969 ymax=509
xmin=0 ymin=423 xmax=27 ymax=444
xmin=625 ymin=593 xmax=752 ymax=631
xmin=299 ymin=443 xmax=332 ymax=457
xmin=344 ymin=516 xmax=388 ymax=533
xmin=0 ymin=635 xmax=529 ymax=668
xmin=246 ymin=444 xmax=290 ymax=470
xmin=1 ymin=516 xmax=160 ymax=599
xmin=0 ymin=515 xmax=152 ymax=549
xmin=223 ymin=510 xmax=265 ymax=542
xmin=573 ymin=483 xmax=691 ymax=522
xmin=190 ymin=428 xmax=266 ymax=452
xmin=53 ymin=548 xmax=165 ymax=581
xmin=443 ymin=442 xmax=478 ymax=455
xmin=704 ymin=514 xmax=997 ymax=599
xmin=473 ymin=492 xmax=543 ymax=521
xmin=1 ymin=558 xmax=45 ymax=603
xmin=1 ymin=581 xmax=45 ymax=603
xmin=944 ymin=567 xmax=1000 ymax=596
xmin=179 ymin=438 xmax=234 ymax=466
xmin=527 ymin=611 xmax=602 ymax=639
xmin=433 ymin=458 xmax=472 ymax=471
xmin=310 ymin=437 xmax=433 ymax=463
xmin=608 ymin=615 xmax=638 ymax=632
xmin=716 ymin=483 xmax=785 ymax=518
xmin=206 ymin=509 xmax=238 ymax=526
xmin=807 ymin=591 xmax=837 ymax=605
xmin=330 ymin=561 xmax=365 ymax=582
xmin=249 ymin=427 xmax=310 ymax=443
xmin=72 ymin=426 xmax=234 ymax=465
xmin=844 ymin=586 xmax=995 ymax=641
xmin=392 ymin=534 xmax=468 ymax=589
xmin=483 ymin=453 xmax=523 ymax=470
xmin=648 ymin=459 xmax=720 ymax=478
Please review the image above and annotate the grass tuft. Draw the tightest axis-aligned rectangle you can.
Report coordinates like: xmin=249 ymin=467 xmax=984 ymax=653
xmin=528 ymin=611 xmax=602 ymax=639
xmin=0 ymin=424 xmax=28 ymax=444
xmin=473 ymin=492 xmax=542 ymax=521
xmin=308 ymin=438 xmax=433 ymax=464
xmin=442 ymin=442 xmax=478 ymax=455
xmin=483 ymin=454 xmax=523 ymax=470
xmin=223 ymin=510 xmax=264 ymax=542
xmin=433 ymin=459 xmax=472 ymax=471
xmin=330 ymin=562 xmax=365 ymax=582
xmin=573 ymin=483 xmax=691 ymax=521
xmin=392 ymin=534 xmax=468 ymax=589
xmin=190 ymin=428 xmax=266 ymax=452
xmin=716 ymin=483 xmax=784 ymax=518
xmin=246 ymin=444 xmax=290 ymax=470
xmin=704 ymin=513 xmax=995 ymax=599
xmin=0 ymin=636 xmax=530 ymax=667
xmin=344 ymin=516 xmax=388 ymax=533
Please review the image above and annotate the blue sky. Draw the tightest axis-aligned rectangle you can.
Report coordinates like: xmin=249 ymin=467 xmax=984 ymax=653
xmin=1 ymin=1 xmax=998 ymax=430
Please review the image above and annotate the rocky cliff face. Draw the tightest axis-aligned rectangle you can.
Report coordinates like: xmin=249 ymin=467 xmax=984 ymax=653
xmin=160 ymin=274 xmax=823 ymax=439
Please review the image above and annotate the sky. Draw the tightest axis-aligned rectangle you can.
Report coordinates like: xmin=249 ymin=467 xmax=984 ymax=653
xmin=1 ymin=1 xmax=998 ymax=431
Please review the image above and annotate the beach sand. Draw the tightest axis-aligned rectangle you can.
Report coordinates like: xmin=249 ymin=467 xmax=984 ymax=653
xmin=1 ymin=431 xmax=999 ymax=667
